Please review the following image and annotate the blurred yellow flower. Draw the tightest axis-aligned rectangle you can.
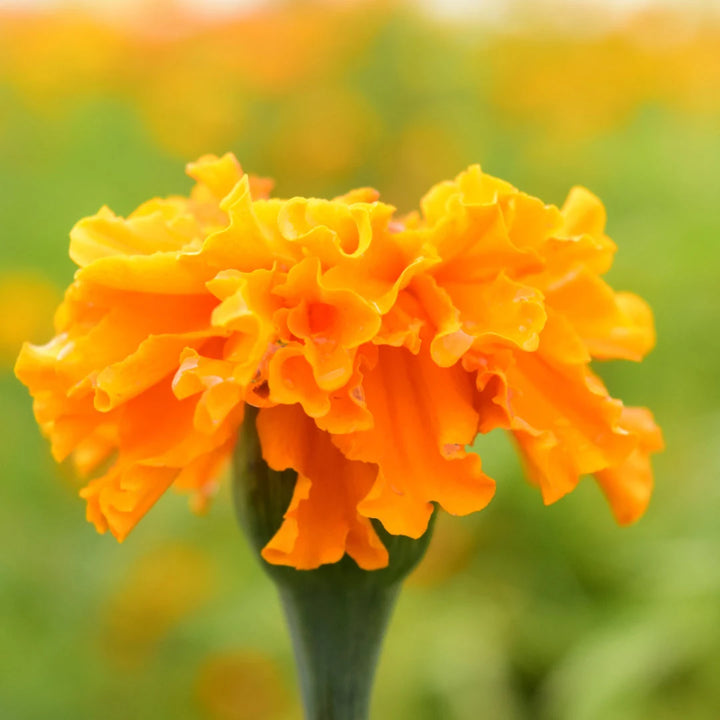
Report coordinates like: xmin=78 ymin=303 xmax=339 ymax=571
xmin=100 ymin=543 xmax=217 ymax=666
xmin=0 ymin=271 xmax=61 ymax=368
xmin=267 ymin=87 xmax=381 ymax=183
xmin=15 ymin=153 xmax=662 ymax=570
xmin=486 ymin=8 xmax=720 ymax=141
xmin=0 ymin=10 xmax=127 ymax=114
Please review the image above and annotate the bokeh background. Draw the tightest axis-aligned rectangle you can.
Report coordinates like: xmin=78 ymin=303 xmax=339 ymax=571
xmin=1 ymin=0 xmax=719 ymax=718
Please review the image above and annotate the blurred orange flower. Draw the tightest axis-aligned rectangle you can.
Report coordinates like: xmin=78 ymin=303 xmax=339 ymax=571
xmin=196 ymin=649 xmax=290 ymax=720
xmin=0 ymin=2 xmax=387 ymax=157
xmin=15 ymin=153 xmax=662 ymax=570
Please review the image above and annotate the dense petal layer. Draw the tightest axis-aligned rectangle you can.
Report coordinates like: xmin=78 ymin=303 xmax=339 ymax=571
xmin=275 ymin=256 xmax=381 ymax=390
xmin=14 ymin=153 xmax=661 ymax=568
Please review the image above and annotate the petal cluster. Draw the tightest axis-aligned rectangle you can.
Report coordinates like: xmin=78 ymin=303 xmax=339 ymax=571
xmin=15 ymin=154 xmax=662 ymax=569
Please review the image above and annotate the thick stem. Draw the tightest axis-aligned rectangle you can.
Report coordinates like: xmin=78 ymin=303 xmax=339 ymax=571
xmin=233 ymin=405 xmax=435 ymax=720
xmin=277 ymin=563 xmax=400 ymax=720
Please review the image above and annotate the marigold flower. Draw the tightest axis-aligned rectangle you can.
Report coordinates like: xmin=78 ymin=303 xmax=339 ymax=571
xmin=15 ymin=153 xmax=663 ymax=570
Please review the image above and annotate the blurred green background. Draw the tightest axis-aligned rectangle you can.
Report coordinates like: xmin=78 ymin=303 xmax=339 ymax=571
xmin=1 ymin=1 xmax=719 ymax=718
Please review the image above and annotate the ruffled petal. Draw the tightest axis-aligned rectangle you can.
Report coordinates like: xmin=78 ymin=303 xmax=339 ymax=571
xmin=595 ymin=406 xmax=664 ymax=524
xmin=267 ymin=343 xmax=331 ymax=417
xmin=199 ymin=178 xmax=291 ymax=273
xmin=81 ymin=465 xmax=177 ymax=541
xmin=187 ymin=153 xmax=245 ymax=202
xmin=207 ymin=268 xmax=280 ymax=384
xmin=94 ymin=331 xmax=221 ymax=412
xmin=69 ymin=206 xmax=195 ymax=264
xmin=313 ymin=349 xmax=375 ymax=435
xmin=172 ymin=348 xmax=245 ymax=433
xmin=276 ymin=197 xmax=385 ymax=264
xmin=542 ymin=272 xmax=655 ymax=361
xmin=276 ymin=256 xmax=381 ymax=391
xmin=187 ymin=152 xmax=274 ymax=203
xmin=257 ymin=404 xmax=387 ymax=570
xmin=333 ymin=347 xmax=496 ymax=537
xmin=425 ymin=192 xmax=542 ymax=282
xmin=471 ymin=350 xmax=638 ymax=505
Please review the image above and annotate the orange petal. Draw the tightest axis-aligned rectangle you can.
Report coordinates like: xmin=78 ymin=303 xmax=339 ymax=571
xmin=314 ymin=213 xmax=439 ymax=314
xmin=72 ymin=424 xmax=118 ymax=476
xmin=114 ymin=381 xmax=230 ymax=468
xmin=544 ymin=273 xmax=655 ymax=361
xmin=500 ymin=190 xmax=564 ymax=254
xmin=502 ymin=356 xmax=637 ymax=503
xmin=186 ymin=153 xmax=245 ymax=202
xmin=24 ymin=289 xmax=218 ymax=395
xmin=69 ymin=206 xmax=194 ymax=265
xmin=513 ymin=431 xmax=582 ymax=504
xmin=512 ymin=355 xmax=633 ymax=463
xmin=439 ymin=272 xmax=547 ymax=354
xmin=420 ymin=165 xmax=515 ymax=223
xmin=276 ymin=257 xmax=380 ymax=391
xmin=172 ymin=349 xmax=245 ymax=433
xmin=560 ymin=186 xmax=608 ymax=237
xmin=70 ymin=204 xmax=214 ymax=295
xmin=595 ymin=406 xmax=664 ymax=524
xmin=333 ymin=347 xmax=495 ymax=536
xmin=313 ymin=355 xmax=375 ymax=435
xmin=535 ymin=187 xmax=617 ymax=278
xmin=75 ymin=252 xmax=210 ymax=295
xmin=267 ymin=344 xmax=331 ymax=418
xmin=409 ymin=274 xmax=471 ymax=368
xmin=256 ymin=404 xmax=387 ymax=570
xmin=81 ymin=465 xmax=177 ymax=541
xmin=278 ymin=257 xmax=381 ymax=348
xmin=276 ymin=197 xmax=383 ymax=264
xmin=428 ymin=196 xmax=542 ymax=283
xmin=535 ymin=309 xmax=591 ymax=366
xmin=373 ymin=287 xmax=425 ymax=354
xmin=355 ymin=470 xmax=434 ymax=538
xmin=207 ymin=268 xmax=279 ymax=384
xmin=199 ymin=178 xmax=289 ymax=273
xmin=48 ymin=404 xmax=112 ymax=463
xmin=95 ymin=332 xmax=220 ymax=412
xmin=334 ymin=187 xmax=380 ymax=204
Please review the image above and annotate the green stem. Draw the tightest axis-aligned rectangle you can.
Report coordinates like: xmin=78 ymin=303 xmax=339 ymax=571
xmin=277 ymin=562 xmax=400 ymax=720
xmin=233 ymin=405 xmax=435 ymax=720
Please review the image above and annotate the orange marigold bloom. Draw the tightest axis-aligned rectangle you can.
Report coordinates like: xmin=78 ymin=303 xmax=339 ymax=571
xmin=15 ymin=153 xmax=663 ymax=570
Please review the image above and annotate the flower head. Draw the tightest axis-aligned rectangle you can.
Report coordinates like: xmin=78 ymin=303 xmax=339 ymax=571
xmin=15 ymin=153 xmax=662 ymax=569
